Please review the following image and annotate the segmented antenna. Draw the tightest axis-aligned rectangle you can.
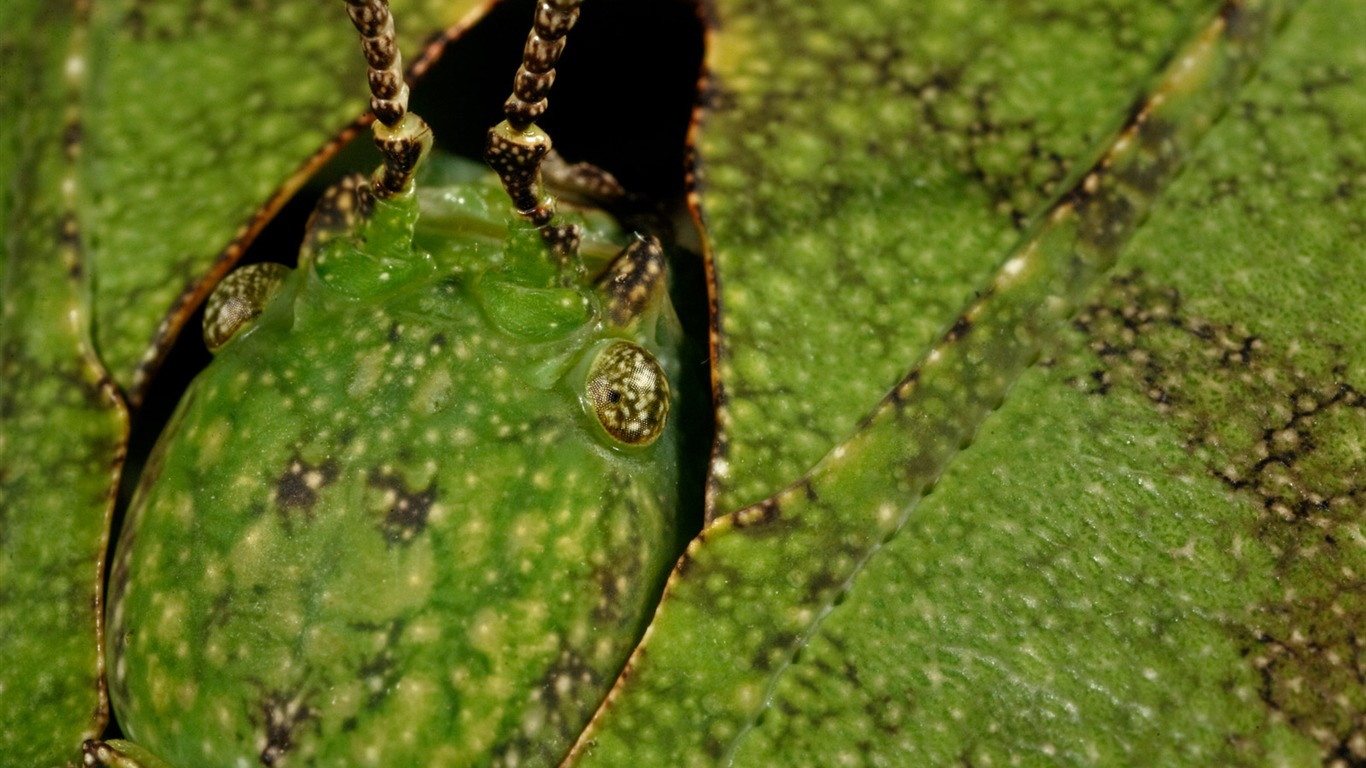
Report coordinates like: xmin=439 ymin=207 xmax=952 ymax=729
xmin=485 ymin=0 xmax=584 ymax=226
xmin=346 ymin=0 xmax=434 ymax=199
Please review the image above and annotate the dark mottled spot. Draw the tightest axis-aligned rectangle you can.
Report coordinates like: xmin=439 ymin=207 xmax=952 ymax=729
xmin=799 ymin=478 xmax=819 ymax=502
xmin=945 ymin=314 xmax=973 ymax=343
xmin=367 ymin=469 xmax=436 ymax=546
xmin=491 ymin=647 xmax=601 ymax=767
xmin=272 ymin=454 xmax=340 ymax=524
xmin=1073 ymin=271 xmax=1366 ymax=761
xmin=734 ymin=498 xmax=781 ymax=529
xmin=352 ymin=619 xmax=406 ymax=709
xmin=1078 ymin=184 xmax=1137 ymax=252
xmin=1131 ymin=118 xmax=1183 ymax=193
xmin=62 ymin=120 xmax=83 ymax=160
xmin=748 ymin=629 xmax=799 ymax=673
xmin=1221 ymin=0 xmax=1256 ymax=42
xmin=591 ymin=566 xmax=624 ymax=624
xmin=205 ymin=584 xmax=235 ymax=631
xmin=255 ymin=689 xmax=317 ymax=766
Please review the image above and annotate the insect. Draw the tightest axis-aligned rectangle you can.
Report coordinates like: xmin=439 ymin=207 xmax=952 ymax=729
xmin=95 ymin=0 xmax=706 ymax=764
xmin=3 ymin=0 xmax=1364 ymax=765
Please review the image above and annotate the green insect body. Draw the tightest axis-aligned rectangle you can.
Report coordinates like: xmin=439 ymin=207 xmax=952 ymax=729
xmin=91 ymin=1 xmax=694 ymax=764
xmin=107 ymin=155 xmax=688 ymax=765
xmin=107 ymin=151 xmax=686 ymax=766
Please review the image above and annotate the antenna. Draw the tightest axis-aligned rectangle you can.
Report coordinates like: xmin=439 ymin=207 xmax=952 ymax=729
xmin=345 ymin=0 xmax=434 ymax=200
xmin=485 ymin=0 xmax=584 ymax=226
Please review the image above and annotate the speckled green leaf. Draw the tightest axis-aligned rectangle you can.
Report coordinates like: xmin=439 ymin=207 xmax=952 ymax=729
xmin=0 ymin=4 xmax=127 ymax=767
xmin=568 ymin=0 xmax=1366 ymax=764
xmin=79 ymin=0 xmax=488 ymax=397
xmin=699 ymin=0 xmax=1223 ymax=516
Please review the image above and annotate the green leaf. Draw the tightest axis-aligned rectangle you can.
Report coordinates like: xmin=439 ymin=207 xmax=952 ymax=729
xmin=0 ymin=4 xmax=126 ymax=766
xmin=698 ymin=0 xmax=1221 ymax=516
xmin=570 ymin=0 xmax=1366 ymax=764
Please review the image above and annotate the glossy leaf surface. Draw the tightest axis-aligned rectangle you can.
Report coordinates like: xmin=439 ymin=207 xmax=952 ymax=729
xmin=571 ymin=0 xmax=1366 ymax=764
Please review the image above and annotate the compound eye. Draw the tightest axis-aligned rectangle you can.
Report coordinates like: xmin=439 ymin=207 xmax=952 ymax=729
xmin=203 ymin=263 xmax=291 ymax=352
xmin=585 ymin=340 xmax=670 ymax=447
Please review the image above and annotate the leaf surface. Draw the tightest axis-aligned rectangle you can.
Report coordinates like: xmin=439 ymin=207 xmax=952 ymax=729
xmin=569 ymin=0 xmax=1366 ymax=764
xmin=698 ymin=0 xmax=1217 ymax=515
xmin=0 ymin=4 xmax=126 ymax=765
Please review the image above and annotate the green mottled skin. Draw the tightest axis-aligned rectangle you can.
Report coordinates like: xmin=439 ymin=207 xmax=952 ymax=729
xmin=107 ymin=157 xmax=689 ymax=767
